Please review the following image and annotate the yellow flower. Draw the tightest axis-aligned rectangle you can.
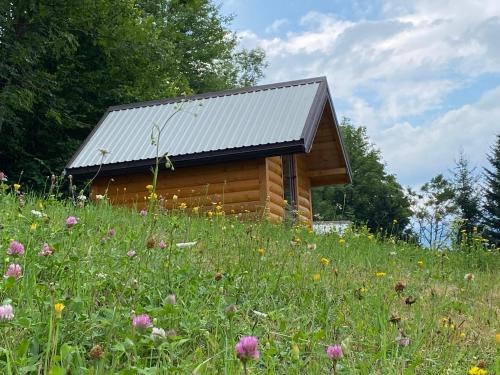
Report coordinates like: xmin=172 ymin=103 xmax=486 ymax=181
xmin=179 ymin=202 xmax=187 ymax=209
xmin=320 ymin=257 xmax=330 ymax=266
xmin=472 ymin=226 xmax=477 ymax=232
xmin=215 ymin=205 xmax=222 ymax=211
xmin=207 ymin=211 xmax=213 ymax=217
xmin=257 ymin=248 xmax=265 ymax=255
xmin=145 ymin=184 xmax=153 ymax=191
xmin=13 ymin=183 xmax=21 ymax=191
xmin=172 ymin=194 xmax=178 ymax=201
xmin=192 ymin=206 xmax=199 ymax=213
xmin=360 ymin=287 xmax=368 ymax=293
xmin=30 ymin=223 xmax=37 ymax=230
xmin=367 ymin=234 xmax=374 ymax=240
xmin=417 ymin=260 xmax=424 ymax=268
xmin=375 ymin=272 xmax=386 ymax=277
xmin=54 ymin=303 xmax=65 ymax=317
xmin=392 ymin=219 xmax=398 ymax=224
xmin=468 ymin=366 xmax=487 ymax=375
xmin=313 ymin=273 xmax=321 ymax=281
xmin=147 ymin=192 xmax=157 ymax=200
xmin=338 ymin=238 xmax=346 ymax=245
xmin=496 ymin=332 xmax=500 ymax=344
xmin=460 ymin=229 xmax=467 ymax=233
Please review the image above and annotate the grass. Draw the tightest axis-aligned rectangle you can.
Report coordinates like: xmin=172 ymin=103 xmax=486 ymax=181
xmin=0 ymin=191 xmax=498 ymax=374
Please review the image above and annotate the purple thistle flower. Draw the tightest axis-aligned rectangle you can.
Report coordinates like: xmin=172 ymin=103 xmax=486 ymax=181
xmin=6 ymin=241 xmax=24 ymax=256
xmin=166 ymin=294 xmax=176 ymax=305
xmin=132 ymin=314 xmax=152 ymax=329
xmin=39 ymin=243 xmax=53 ymax=257
xmin=396 ymin=335 xmax=411 ymax=347
xmin=139 ymin=209 xmax=147 ymax=217
xmin=5 ymin=264 xmax=22 ymax=279
xmin=0 ymin=172 xmax=7 ymax=182
xmin=127 ymin=249 xmax=136 ymax=258
xmin=159 ymin=240 xmax=167 ymax=249
xmin=66 ymin=216 xmax=78 ymax=227
xmin=107 ymin=228 xmax=116 ymax=237
xmin=0 ymin=304 xmax=14 ymax=320
xmin=235 ymin=336 xmax=260 ymax=362
xmin=326 ymin=345 xmax=343 ymax=360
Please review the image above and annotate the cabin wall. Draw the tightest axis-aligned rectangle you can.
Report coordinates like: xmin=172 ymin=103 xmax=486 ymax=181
xmin=294 ymin=154 xmax=313 ymax=225
xmin=263 ymin=156 xmax=285 ymax=222
xmin=91 ymin=158 xmax=270 ymax=217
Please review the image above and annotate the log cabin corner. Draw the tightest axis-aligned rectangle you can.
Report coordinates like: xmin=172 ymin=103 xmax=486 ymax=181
xmin=65 ymin=77 xmax=352 ymax=226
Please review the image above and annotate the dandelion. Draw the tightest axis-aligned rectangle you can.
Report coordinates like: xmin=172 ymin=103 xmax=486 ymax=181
xmin=7 ymin=241 xmax=24 ymax=256
xmin=417 ymin=260 xmax=424 ymax=268
xmin=132 ymin=314 xmax=152 ymax=329
xmin=320 ymin=257 xmax=330 ymax=266
xmin=66 ymin=216 xmax=78 ymax=227
xmin=39 ymin=243 xmax=54 ymax=257
xmin=235 ymin=336 xmax=260 ymax=362
xmin=375 ymin=272 xmax=386 ymax=277
xmin=166 ymin=294 xmax=176 ymax=305
xmin=468 ymin=366 xmax=487 ymax=375
xmin=146 ymin=184 xmax=153 ymax=191
xmin=367 ymin=234 xmax=374 ymax=240
xmin=13 ymin=183 xmax=21 ymax=191
xmin=464 ymin=273 xmax=474 ymax=281
xmin=30 ymin=223 xmax=37 ymax=230
xmin=179 ymin=202 xmax=187 ymax=209
xmin=5 ymin=264 xmax=22 ymax=279
xmin=257 ymin=248 xmax=265 ymax=255
xmin=127 ymin=250 xmax=136 ymax=258
xmin=151 ymin=327 xmax=166 ymax=340
xmin=313 ymin=273 xmax=321 ymax=281
xmin=159 ymin=240 xmax=167 ymax=249
xmin=192 ymin=206 xmax=199 ymax=213
xmin=54 ymin=303 xmax=65 ymax=318
xmin=338 ymin=238 xmax=346 ymax=245
xmin=139 ymin=209 xmax=147 ymax=216
xmin=172 ymin=194 xmax=178 ymax=201
xmin=496 ymin=332 xmax=500 ymax=344
xmin=0 ymin=304 xmax=14 ymax=321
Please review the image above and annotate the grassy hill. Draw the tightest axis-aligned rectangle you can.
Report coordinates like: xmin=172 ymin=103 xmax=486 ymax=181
xmin=0 ymin=191 xmax=498 ymax=374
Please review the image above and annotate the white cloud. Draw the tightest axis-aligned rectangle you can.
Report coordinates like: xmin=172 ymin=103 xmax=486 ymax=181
xmin=265 ymin=19 xmax=289 ymax=33
xmin=237 ymin=1 xmax=500 ymax=185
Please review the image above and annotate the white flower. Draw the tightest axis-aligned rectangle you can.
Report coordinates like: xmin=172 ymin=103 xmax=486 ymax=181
xmin=77 ymin=195 xmax=87 ymax=201
xmin=95 ymin=194 xmax=106 ymax=200
xmin=151 ymin=327 xmax=166 ymax=340
xmin=98 ymin=148 xmax=110 ymax=156
xmin=251 ymin=310 xmax=268 ymax=318
xmin=389 ymin=251 xmax=397 ymax=256
xmin=31 ymin=210 xmax=43 ymax=217
xmin=176 ymin=241 xmax=197 ymax=249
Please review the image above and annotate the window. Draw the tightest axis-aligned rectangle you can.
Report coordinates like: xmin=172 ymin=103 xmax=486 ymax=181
xmin=282 ymin=155 xmax=297 ymax=211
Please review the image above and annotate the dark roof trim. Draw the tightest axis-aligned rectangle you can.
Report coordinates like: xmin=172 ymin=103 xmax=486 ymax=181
xmin=67 ymin=140 xmax=305 ymax=178
xmin=108 ymin=76 xmax=328 ymax=112
xmin=301 ymin=79 xmax=328 ymax=152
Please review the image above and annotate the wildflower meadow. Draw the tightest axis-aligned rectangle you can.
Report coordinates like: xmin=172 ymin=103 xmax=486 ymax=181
xmin=0 ymin=189 xmax=498 ymax=374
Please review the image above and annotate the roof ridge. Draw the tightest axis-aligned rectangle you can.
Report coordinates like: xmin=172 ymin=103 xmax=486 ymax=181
xmin=108 ymin=76 xmax=327 ymax=112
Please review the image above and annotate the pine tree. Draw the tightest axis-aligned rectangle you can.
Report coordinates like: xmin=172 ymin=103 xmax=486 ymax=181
xmin=452 ymin=151 xmax=481 ymax=243
xmin=483 ymin=135 xmax=500 ymax=246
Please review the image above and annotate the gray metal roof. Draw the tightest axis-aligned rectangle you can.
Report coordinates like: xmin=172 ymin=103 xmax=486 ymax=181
xmin=66 ymin=76 xmax=348 ymax=176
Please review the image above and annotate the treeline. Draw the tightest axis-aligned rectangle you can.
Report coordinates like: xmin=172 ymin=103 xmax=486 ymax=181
xmin=0 ymin=0 xmax=266 ymax=188
xmin=313 ymin=119 xmax=500 ymax=249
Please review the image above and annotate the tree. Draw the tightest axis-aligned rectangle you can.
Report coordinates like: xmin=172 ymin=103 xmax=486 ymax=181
xmin=410 ymin=174 xmax=457 ymax=249
xmin=483 ymin=135 xmax=500 ymax=246
xmin=0 ymin=0 xmax=266 ymax=189
xmin=452 ymin=151 xmax=481 ymax=242
xmin=312 ymin=118 xmax=412 ymax=236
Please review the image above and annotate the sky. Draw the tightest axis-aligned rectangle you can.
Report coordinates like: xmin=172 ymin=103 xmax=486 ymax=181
xmin=221 ymin=0 xmax=500 ymax=188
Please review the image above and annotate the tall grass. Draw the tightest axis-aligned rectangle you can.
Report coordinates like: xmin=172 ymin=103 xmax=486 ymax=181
xmin=0 ymin=191 xmax=498 ymax=374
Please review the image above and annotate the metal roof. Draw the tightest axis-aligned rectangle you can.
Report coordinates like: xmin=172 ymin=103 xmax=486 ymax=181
xmin=66 ymin=76 xmax=349 ymax=178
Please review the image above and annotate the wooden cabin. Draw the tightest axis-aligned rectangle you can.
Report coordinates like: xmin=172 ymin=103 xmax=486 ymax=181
xmin=65 ymin=77 xmax=351 ymax=225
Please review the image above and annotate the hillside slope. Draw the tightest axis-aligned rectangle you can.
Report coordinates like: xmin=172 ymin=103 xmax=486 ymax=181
xmin=0 ymin=192 xmax=498 ymax=374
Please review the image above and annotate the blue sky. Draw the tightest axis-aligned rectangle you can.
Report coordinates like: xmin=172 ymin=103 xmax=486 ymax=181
xmin=221 ymin=0 xmax=500 ymax=188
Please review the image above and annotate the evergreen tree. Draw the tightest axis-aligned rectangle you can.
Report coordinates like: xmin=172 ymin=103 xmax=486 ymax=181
xmin=483 ymin=135 xmax=500 ymax=246
xmin=452 ymin=151 xmax=481 ymax=242
xmin=312 ymin=118 xmax=412 ymax=236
